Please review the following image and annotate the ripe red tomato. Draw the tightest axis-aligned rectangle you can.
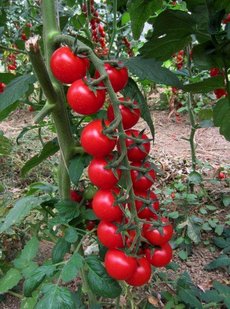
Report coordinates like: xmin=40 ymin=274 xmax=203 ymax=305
xmin=92 ymin=187 xmax=123 ymax=221
xmin=0 ymin=82 xmax=6 ymax=93
xmin=80 ymin=119 xmax=116 ymax=158
xmin=67 ymin=79 xmax=105 ymax=115
xmin=145 ymin=243 xmax=173 ymax=267
xmin=86 ymin=220 xmax=97 ymax=231
xmin=88 ymin=157 xmax=121 ymax=189
xmin=120 ymin=129 xmax=150 ymax=162
xmin=142 ymin=218 xmax=173 ymax=246
xmin=107 ymin=97 xmax=140 ymax=129
xmin=97 ymin=221 xmax=124 ymax=249
xmin=210 ymin=68 xmax=220 ymax=77
xmin=50 ymin=46 xmax=89 ymax=84
xmin=130 ymin=161 xmax=156 ymax=191
xmin=28 ymin=105 xmax=34 ymax=112
xmin=125 ymin=257 xmax=151 ymax=286
xmin=214 ymin=88 xmax=227 ymax=99
xmin=95 ymin=63 xmax=128 ymax=92
xmin=132 ymin=191 xmax=159 ymax=219
xmin=218 ymin=172 xmax=226 ymax=180
xmin=8 ymin=64 xmax=17 ymax=70
xmin=104 ymin=249 xmax=137 ymax=280
xmin=70 ymin=190 xmax=82 ymax=202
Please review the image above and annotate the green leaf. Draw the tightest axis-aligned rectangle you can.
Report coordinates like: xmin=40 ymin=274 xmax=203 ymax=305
xmin=64 ymin=227 xmax=79 ymax=243
xmin=86 ymin=255 xmax=122 ymax=298
xmin=204 ymin=254 xmax=230 ymax=271
xmin=0 ymin=268 xmax=22 ymax=293
xmin=178 ymin=288 xmax=202 ymax=309
xmin=187 ymin=219 xmax=201 ymax=244
xmin=223 ymin=195 xmax=230 ymax=207
xmin=35 ymin=284 xmax=75 ymax=309
xmin=213 ymin=98 xmax=230 ymax=126
xmin=21 ymin=138 xmax=59 ymax=177
xmin=124 ymin=57 xmax=183 ymax=88
xmin=0 ymin=132 xmax=12 ymax=156
xmin=121 ymin=12 xmax=130 ymax=25
xmin=213 ymin=281 xmax=230 ymax=304
xmin=0 ymin=196 xmax=50 ymax=233
xmin=23 ymin=265 xmax=56 ymax=297
xmin=213 ymin=236 xmax=230 ymax=249
xmin=128 ymin=0 xmax=162 ymax=40
xmin=14 ymin=237 xmax=39 ymax=270
xmin=21 ymin=295 xmax=38 ymax=309
xmin=68 ymin=155 xmax=91 ymax=186
xmin=55 ymin=200 xmax=80 ymax=223
xmin=219 ymin=110 xmax=230 ymax=141
xmin=178 ymin=250 xmax=188 ymax=260
xmin=122 ymin=78 xmax=155 ymax=143
xmin=200 ymin=289 xmax=223 ymax=303
xmin=215 ymin=224 xmax=224 ymax=236
xmin=61 ymin=252 xmax=83 ymax=283
xmin=140 ymin=10 xmax=194 ymax=60
xmin=52 ymin=238 xmax=71 ymax=264
xmin=188 ymin=171 xmax=203 ymax=185
xmin=183 ymin=76 xmax=225 ymax=93
xmin=0 ymin=74 xmax=36 ymax=120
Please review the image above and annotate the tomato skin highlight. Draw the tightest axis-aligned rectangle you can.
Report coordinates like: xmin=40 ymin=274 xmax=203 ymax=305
xmin=142 ymin=218 xmax=173 ymax=246
xmin=132 ymin=191 xmax=159 ymax=219
xmin=67 ymin=79 xmax=105 ymax=115
xmin=50 ymin=46 xmax=89 ymax=84
xmin=97 ymin=221 xmax=124 ymax=249
xmin=95 ymin=63 xmax=128 ymax=92
xmin=125 ymin=257 xmax=151 ymax=286
xmin=88 ymin=157 xmax=121 ymax=189
xmin=105 ymin=249 xmax=137 ymax=280
xmin=92 ymin=188 xmax=123 ymax=221
xmin=145 ymin=243 xmax=173 ymax=267
xmin=107 ymin=97 xmax=140 ymax=129
xmin=121 ymin=129 xmax=151 ymax=162
xmin=130 ymin=161 xmax=156 ymax=191
xmin=80 ymin=119 xmax=116 ymax=158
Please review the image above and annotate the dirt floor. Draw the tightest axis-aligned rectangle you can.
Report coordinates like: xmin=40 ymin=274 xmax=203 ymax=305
xmin=0 ymin=108 xmax=229 ymax=308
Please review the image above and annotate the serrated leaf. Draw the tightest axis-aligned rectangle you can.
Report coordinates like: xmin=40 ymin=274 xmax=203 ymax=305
xmin=68 ymin=155 xmax=91 ymax=185
xmin=178 ymin=288 xmax=202 ymax=309
xmin=204 ymin=254 xmax=230 ymax=271
xmin=127 ymin=0 xmax=162 ymax=40
xmin=200 ymin=289 xmax=223 ymax=303
xmin=0 ymin=132 xmax=12 ymax=156
xmin=64 ymin=227 xmax=79 ymax=243
xmin=21 ymin=138 xmax=59 ymax=177
xmin=52 ymin=238 xmax=71 ymax=264
xmin=187 ymin=219 xmax=201 ymax=244
xmin=215 ymin=224 xmax=224 ymax=236
xmin=21 ymin=295 xmax=38 ymax=309
xmin=23 ymin=265 xmax=56 ymax=297
xmin=55 ymin=200 xmax=80 ymax=223
xmin=86 ymin=255 xmax=122 ymax=298
xmin=188 ymin=171 xmax=203 ymax=185
xmin=213 ymin=236 xmax=230 ymax=249
xmin=0 ymin=196 xmax=50 ymax=233
xmin=0 ymin=268 xmax=22 ymax=293
xmin=124 ymin=57 xmax=183 ymax=88
xmin=213 ymin=281 xmax=230 ymax=300
xmin=178 ymin=250 xmax=188 ymax=260
xmin=0 ymin=74 xmax=36 ymax=119
xmin=122 ymin=78 xmax=155 ymax=143
xmin=35 ymin=284 xmax=75 ymax=309
xmin=223 ymin=195 xmax=230 ymax=207
xmin=14 ymin=237 xmax=39 ymax=270
xmin=61 ymin=252 xmax=83 ymax=283
xmin=183 ymin=76 xmax=225 ymax=93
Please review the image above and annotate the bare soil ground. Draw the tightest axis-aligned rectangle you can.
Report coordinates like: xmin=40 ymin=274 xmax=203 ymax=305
xmin=0 ymin=108 xmax=229 ymax=308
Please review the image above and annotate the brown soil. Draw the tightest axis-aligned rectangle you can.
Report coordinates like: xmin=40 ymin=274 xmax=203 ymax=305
xmin=0 ymin=108 xmax=229 ymax=308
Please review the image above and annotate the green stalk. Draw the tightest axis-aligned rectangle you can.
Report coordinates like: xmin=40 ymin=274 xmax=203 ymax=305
xmin=41 ymin=0 xmax=76 ymax=199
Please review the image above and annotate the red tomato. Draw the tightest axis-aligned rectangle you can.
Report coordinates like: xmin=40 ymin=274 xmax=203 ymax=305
xmin=125 ymin=257 xmax=151 ymax=286
xmin=80 ymin=119 xmax=116 ymax=158
xmin=97 ymin=221 xmax=124 ymax=249
xmin=145 ymin=243 xmax=173 ymax=267
xmin=119 ymin=129 xmax=150 ymax=162
xmin=142 ymin=218 xmax=173 ymax=246
xmin=21 ymin=32 xmax=27 ymax=41
xmin=28 ymin=105 xmax=34 ymax=112
xmin=218 ymin=172 xmax=226 ymax=180
xmin=104 ymin=249 xmax=137 ymax=280
xmin=67 ymin=79 xmax=105 ymax=115
xmin=223 ymin=13 xmax=230 ymax=24
xmin=8 ymin=64 xmax=17 ymax=70
xmin=88 ymin=157 xmax=121 ymax=189
xmin=214 ymin=88 xmax=227 ymax=99
xmin=171 ymin=192 xmax=175 ymax=199
xmin=107 ymin=97 xmax=140 ymax=129
xmin=130 ymin=161 xmax=156 ymax=191
xmin=210 ymin=68 xmax=220 ymax=77
xmin=70 ymin=190 xmax=82 ymax=202
xmin=86 ymin=220 xmax=96 ymax=231
xmin=132 ymin=191 xmax=159 ymax=219
xmin=50 ymin=46 xmax=89 ymax=84
xmin=95 ymin=63 xmax=128 ymax=92
xmin=92 ymin=188 xmax=123 ymax=221
xmin=0 ymin=82 xmax=6 ymax=93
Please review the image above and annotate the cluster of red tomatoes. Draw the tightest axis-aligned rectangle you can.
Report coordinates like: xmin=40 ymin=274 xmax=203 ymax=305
xmin=7 ymin=53 xmax=17 ymax=71
xmin=50 ymin=45 xmax=173 ymax=286
xmin=122 ymin=37 xmax=134 ymax=57
xmin=174 ymin=50 xmax=184 ymax=70
xmin=0 ymin=82 xmax=6 ymax=93
xmin=210 ymin=68 xmax=227 ymax=99
xmin=82 ymin=0 xmax=108 ymax=56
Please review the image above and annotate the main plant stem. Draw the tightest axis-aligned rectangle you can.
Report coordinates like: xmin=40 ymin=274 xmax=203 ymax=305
xmin=41 ymin=0 xmax=75 ymax=199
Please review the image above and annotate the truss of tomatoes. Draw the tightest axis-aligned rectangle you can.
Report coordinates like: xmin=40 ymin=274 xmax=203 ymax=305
xmin=50 ymin=46 xmax=174 ymax=287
